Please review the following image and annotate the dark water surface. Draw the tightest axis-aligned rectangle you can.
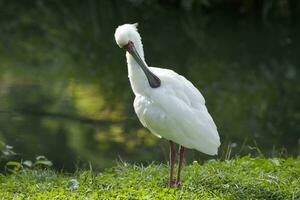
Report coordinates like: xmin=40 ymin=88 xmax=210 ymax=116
xmin=0 ymin=1 xmax=299 ymax=171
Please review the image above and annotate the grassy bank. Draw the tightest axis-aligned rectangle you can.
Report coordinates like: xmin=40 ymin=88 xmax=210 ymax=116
xmin=0 ymin=156 xmax=299 ymax=199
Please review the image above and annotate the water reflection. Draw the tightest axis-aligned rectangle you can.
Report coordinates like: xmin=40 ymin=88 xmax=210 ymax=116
xmin=0 ymin=0 xmax=299 ymax=171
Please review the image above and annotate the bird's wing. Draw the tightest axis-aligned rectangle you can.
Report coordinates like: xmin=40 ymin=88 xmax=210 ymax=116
xmin=135 ymin=67 xmax=220 ymax=155
xmin=150 ymin=67 xmax=217 ymax=131
xmin=150 ymin=67 xmax=206 ymax=106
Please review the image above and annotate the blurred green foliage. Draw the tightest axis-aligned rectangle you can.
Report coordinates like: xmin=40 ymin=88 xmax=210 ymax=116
xmin=0 ymin=0 xmax=299 ymax=171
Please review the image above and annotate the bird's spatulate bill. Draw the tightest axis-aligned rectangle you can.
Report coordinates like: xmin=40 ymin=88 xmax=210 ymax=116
xmin=125 ymin=41 xmax=161 ymax=88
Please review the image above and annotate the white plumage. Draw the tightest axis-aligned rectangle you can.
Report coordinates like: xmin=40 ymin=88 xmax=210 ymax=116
xmin=134 ymin=67 xmax=220 ymax=155
xmin=115 ymin=23 xmax=220 ymax=155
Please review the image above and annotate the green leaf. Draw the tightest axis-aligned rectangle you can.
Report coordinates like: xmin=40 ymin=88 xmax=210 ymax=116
xmin=35 ymin=160 xmax=53 ymax=167
xmin=36 ymin=155 xmax=47 ymax=160
xmin=6 ymin=161 xmax=21 ymax=167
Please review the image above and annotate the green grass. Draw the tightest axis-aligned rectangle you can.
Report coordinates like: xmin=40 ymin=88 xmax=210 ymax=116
xmin=0 ymin=156 xmax=299 ymax=199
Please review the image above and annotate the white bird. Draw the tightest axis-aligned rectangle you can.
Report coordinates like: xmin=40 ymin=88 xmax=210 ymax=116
xmin=114 ymin=23 xmax=220 ymax=187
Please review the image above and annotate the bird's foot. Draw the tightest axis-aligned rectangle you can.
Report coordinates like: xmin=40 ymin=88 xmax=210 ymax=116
xmin=175 ymin=181 xmax=181 ymax=188
xmin=168 ymin=180 xmax=175 ymax=188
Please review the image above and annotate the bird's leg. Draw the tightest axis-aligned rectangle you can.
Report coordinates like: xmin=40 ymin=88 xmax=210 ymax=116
xmin=175 ymin=145 xmax=185 ymax=187
xmin=168 ymin=141 xmax=175 ymax=188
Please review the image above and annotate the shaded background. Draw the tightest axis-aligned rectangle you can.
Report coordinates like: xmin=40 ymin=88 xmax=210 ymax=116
xmin=0 ymin=0 xmax=299 ymax=171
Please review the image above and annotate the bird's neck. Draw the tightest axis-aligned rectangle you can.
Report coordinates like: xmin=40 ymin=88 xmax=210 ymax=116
xmin=126 ymin=39 xmax=148 ymax=95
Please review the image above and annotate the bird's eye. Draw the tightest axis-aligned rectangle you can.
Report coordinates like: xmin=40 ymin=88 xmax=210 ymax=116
xmin=124 ymin=40 xmax=134 ymax=50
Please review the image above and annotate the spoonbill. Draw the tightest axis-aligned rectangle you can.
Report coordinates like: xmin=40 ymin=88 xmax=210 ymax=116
xmin=114 ymin=23 xmax=220 ymax=187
